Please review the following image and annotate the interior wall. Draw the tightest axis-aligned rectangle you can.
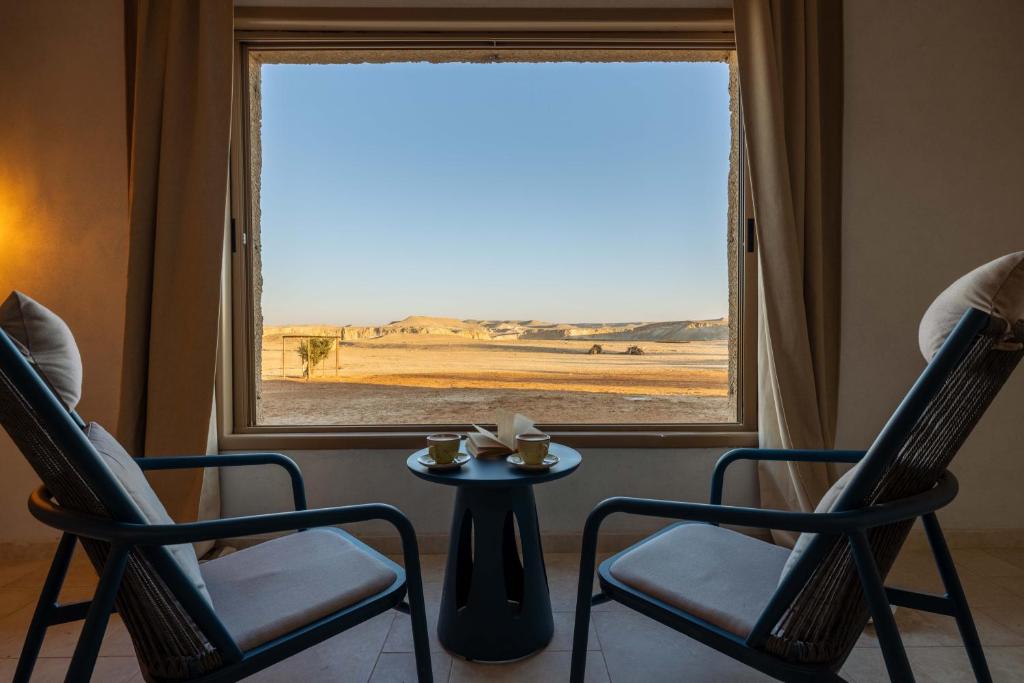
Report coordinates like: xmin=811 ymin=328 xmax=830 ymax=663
xmin=838 ymin=0 xmax=1024 ymax=531
xmin=0 ymin=0 xmax=129 ymax=547
xmin=2 ymin=0 xmax=1022 ymax=552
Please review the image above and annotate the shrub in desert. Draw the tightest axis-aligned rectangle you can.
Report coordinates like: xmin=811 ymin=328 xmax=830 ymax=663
xmin=297 ymin=337 xmax=334 ymax=378
xmin=625 ymin=345 xmax=644 ymax=355
xmin=588 ymin=344 xmax=603 ymax=355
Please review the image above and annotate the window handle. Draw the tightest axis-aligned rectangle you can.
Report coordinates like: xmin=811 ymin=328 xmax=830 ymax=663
xmin=746 ymin=218 xmax=756 ymax=253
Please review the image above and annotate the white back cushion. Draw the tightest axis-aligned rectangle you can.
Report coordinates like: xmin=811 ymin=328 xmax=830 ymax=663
xmin=0 ymin=291 xmax=83 ymax=410
xmin=782 ymin=251 xmax=1024 ymax=581
xmin=919 ymin=252 xmax=1024 ymax=362
xmin=778 ymin=461 xmax=863 ymax=582
xmin=87 ymin=422 xmax=212 ymax=605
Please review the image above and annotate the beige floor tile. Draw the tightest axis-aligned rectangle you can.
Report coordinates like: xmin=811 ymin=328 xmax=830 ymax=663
xmin=0 ymin=560 xmax=50 ymax=590
xmin=0 ymin=606 xmax=134 ymax=658
xmin=905 ymin=645 xmax=1024 ymax=683
xmin=979 ymin=597 xmax=1024 ymax=639
xmin=242 ymin=611 xmax=395 ymax=682
xmin=385 ymin=554 xmax=447 ymax=583
xmin=857 ymin=606 xmax=1023 ymax=648
xmin=992 ymin=575 xmax=1024 ymax=599
xmin=449 ymin=651 xmax=609 ymax=683
xmin=369 ymin=651 xmax=453 ymax=683
xmin=545 ymin=553 xmax=621 ymax=614
xmin=887 ymin=551 xmax=946 ymax=594
xmin=593 ymin=609 xmax=772 ymax=682
xmin=989 ymin=549 xmax=1024 ymax=573
xmin=887 ymin=549 xmax=1021 ymax=606
xmin=2 ymin=563 xmax=97 ymax=598
xmin=0 ymin=589 xmax=40 ymax=620
xmin=0 ymin=655 xmax=142 ymax=682
xmin=382 ymin=582 xmax=444 ymax=654
xmin=839 ymin=647 xmax=887 ymax=682
xmin=839 ymin=647 xmax=1024 ymax=683
xmin=957 ymin=572 xmax=1024 ymax=607
xmin=547 ymin=611 xmax=599 ymax=652
xmin=955 ymin=550 xmax=1024 ymax=579
xmin=1 ymin=546 xmax=1023 ymax=683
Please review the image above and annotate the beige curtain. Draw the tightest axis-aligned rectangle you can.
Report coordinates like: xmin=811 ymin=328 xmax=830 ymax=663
xmin=118 ymin=0 xmax=233 ymax=540
xmin=734 ymin=0 xmax=843 ymax=545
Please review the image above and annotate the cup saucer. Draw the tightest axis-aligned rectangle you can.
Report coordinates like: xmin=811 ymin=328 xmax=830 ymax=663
xmin=418 ymin=452 xmax=470 ymax=471
xmin=506 ymin=453 xmax=559 ymax=471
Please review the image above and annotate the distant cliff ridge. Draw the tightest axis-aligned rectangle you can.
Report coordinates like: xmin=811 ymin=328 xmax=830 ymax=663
xmin=264 ymin=316 xmax=728 ymax=343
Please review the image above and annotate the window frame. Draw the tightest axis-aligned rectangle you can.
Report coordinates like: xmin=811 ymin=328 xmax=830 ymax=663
xmin=220 ymin=8 xmax=757 ymax=450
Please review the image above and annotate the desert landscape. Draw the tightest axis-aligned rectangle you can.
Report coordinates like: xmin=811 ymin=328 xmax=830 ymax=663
xmin=258 ymin=316 xmax=733 ymax=425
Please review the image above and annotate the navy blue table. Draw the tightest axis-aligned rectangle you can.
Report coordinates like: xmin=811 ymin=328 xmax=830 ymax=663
xmin=406 ymin=443 xmax=582 ymax=661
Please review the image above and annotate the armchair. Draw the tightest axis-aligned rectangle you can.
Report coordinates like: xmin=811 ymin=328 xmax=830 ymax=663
xmin=572 ymin=274 xmax=1024 ymax=683
xmin=0 ymin=295 xmax=433 ymax=682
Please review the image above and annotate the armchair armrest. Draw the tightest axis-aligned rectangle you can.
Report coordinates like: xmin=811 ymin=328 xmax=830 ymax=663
xmin=29 ymin=485 xmax=419 ymax=553
xmin=136 ymin=453 xmax=307 ymax=511
xmin=709 ymin=448 xmax=866 ymax=505
xmin=582 ymin=471 xmax=956 ymax=546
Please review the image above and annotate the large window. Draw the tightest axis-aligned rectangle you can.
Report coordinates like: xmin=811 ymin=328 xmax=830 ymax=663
xmin=230 ymin=35 xmax=755 ymax=443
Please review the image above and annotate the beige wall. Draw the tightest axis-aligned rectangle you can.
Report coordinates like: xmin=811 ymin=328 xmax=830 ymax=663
xmin=0 ymin=0 xmax=129 ymax=546
xmin=838 ymin=0 xmax=1024 ymax=530
xmin=1 ymin=0 xmax=1023 ymax=552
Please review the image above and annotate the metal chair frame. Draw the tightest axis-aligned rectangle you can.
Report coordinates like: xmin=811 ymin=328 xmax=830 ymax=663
xmin=20 ymin=478 xmax=433 ymax=683
xmin=0 ymin=327 xmax=433 ymax=682
xmin=570 ymin=308 xmax=1010 ymax=683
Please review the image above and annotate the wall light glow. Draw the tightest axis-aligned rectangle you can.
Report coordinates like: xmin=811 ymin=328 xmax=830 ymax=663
xmin=0 ymin=162 xmax=42 ymax=274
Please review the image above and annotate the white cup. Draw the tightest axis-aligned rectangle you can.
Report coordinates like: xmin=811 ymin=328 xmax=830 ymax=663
xmin=427 ymin=433 xmax=461 ymax=464
xmin=516 ymin=433 xmax=551 ymax=465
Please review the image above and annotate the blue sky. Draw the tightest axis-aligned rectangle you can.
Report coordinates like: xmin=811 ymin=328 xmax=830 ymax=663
xmin=259 ymin=60 xmax=731 ymax=326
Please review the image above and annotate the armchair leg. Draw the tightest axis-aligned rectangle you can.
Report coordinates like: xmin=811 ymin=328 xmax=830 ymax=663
xmin=64 ymin=545 xmax=128 ymax=683
xmin=406 ymin=567 xmax=433 ymax=682
xmin=570 ymin=517 xmax=601 ymax=683
xmin=397 ymin=527 xmax=433 ymax=683
xmin=14 ymin=533 xmax=78 ymax=683
xmin=849 ymin=531 xmax=914 ymax=682
xmin=921 ymin=513 xmax=992 ymax=683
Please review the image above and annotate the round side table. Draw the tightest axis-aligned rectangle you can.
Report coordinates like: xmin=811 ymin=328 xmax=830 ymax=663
xmin=406 ymin=443 xmax=582 ymax=662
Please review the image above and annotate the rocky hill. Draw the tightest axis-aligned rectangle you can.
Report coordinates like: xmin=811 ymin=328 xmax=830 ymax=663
xmin=264 ymin=316 xmax=727 ymax=343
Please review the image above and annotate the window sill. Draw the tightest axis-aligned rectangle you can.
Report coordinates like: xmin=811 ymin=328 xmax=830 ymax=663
xmin=219 ymin=429 xmax=758 ymax=451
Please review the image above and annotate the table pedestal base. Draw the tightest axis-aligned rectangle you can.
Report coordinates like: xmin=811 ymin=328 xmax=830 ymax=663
xmin=437 ymin=485 xmax=553 ymax=661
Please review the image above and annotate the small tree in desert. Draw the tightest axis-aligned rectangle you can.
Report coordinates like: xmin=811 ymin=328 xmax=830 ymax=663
xmin=296 ymin=337 xmax=334 ymax=379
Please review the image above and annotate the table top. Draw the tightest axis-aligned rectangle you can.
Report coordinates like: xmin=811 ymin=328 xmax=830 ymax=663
xmin=406 ymin=442 xmax=581 ymax=488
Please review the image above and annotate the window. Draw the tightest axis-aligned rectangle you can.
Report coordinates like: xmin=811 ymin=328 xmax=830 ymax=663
xmin=228 ymin=21 xmax=755 ymax=446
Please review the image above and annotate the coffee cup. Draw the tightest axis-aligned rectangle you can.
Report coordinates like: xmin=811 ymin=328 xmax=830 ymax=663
xmin=516 ymin=433 xmax=551 ymax=465
xmin=427 ymin=433 xmax=461 ymax=464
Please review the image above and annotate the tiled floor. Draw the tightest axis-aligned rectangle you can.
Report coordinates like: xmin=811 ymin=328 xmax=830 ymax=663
xmin=1 ymin=545 xmax=1023 ymax=681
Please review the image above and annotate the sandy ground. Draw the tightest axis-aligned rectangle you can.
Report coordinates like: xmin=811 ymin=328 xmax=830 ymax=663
xmin=259 ymin=335 xmax=733 ymax=425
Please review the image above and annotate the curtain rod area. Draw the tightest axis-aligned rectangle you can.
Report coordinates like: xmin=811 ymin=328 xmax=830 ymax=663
xmin=233 ymin=7 xmax=735 ymax=34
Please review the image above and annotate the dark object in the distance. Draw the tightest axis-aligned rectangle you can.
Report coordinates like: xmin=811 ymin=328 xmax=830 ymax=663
xmin=625 ymin=345 xmax=645 ymax=355
xmin=587 ymin=344 xmax=603 ymax=355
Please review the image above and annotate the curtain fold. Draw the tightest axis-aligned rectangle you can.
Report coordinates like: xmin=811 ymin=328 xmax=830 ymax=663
xmin=734 ymin=0 xmax=843 ymax=546
xmin=118 ymin=0 xmax=233 ymax=538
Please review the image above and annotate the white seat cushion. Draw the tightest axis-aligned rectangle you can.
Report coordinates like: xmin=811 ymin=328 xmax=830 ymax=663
xmin=608 ymin=523 xmax=790 ymax=637
xmin=201 ymin=528 xmax=399 ymax=651
xmin=0 ymin=291 xmax=83 ymax=410
xmin=919 ymin=251 xmax=1024 ymax=361
xmin=86 ymin=422 xmax=212 ymax=605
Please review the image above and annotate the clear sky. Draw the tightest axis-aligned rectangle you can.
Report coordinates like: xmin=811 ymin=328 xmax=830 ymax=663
xmin=259 ymin=60 xmax=731 ymax=327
